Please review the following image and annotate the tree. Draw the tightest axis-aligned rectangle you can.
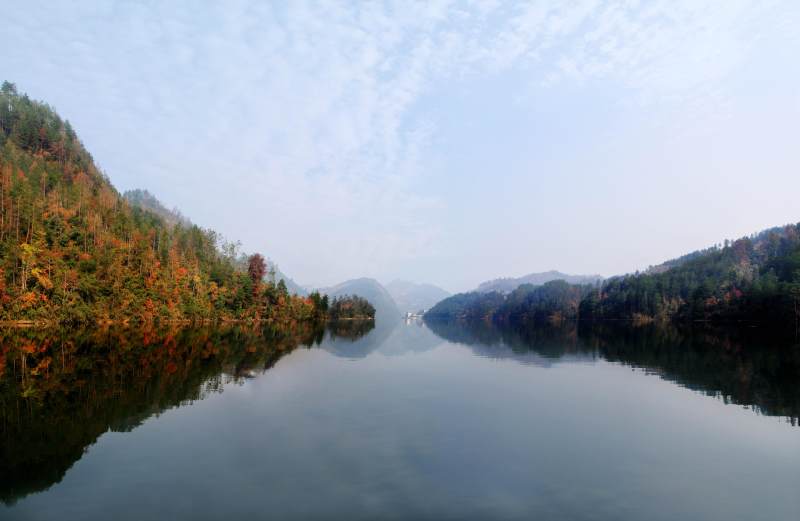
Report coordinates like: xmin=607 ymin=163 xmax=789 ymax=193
xmin=790 ymin=270 xmax=800 ymax=332
xmin=19 ymin=242 xmax=39 ymax=292
xmin=247 ymin=253 xmax=266 ymax=286
xmin=0 ymin=81 xmax=15 ymax=95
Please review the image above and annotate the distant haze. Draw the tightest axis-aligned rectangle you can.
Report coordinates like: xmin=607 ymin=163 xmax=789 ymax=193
xmin=4 ymin=2 xmax=800 ymax=291
xmin=321 ymin=278 xmax=401 ymax=322
xmin=386 ymin=280 xmax=451 ymax=313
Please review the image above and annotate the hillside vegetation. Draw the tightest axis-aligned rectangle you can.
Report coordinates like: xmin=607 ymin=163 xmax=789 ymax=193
xmin=124 ymin=188 xmax=307 ymax=296
xmin=321 ymin=278 xmax=400 ymax=322
xmin=328 ymin=295 xmax=376 ymax=320
xmin=0 ymin=82 xmax=325 ymax=324
xmin=475 ymin=270 xmax=602 ymax=294
xmin=427 ymin=225 xmax=800 ymax=326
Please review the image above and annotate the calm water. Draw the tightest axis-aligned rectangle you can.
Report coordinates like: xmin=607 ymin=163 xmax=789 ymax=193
xmin=1 ymin=320 xmax=799 ymax=520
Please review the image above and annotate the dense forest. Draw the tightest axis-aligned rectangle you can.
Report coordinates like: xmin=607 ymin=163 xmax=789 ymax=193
xmin=427 ymin=224 xmax=800 ymax=327
xmin=0 ymin=82 xmax=339 ymax=325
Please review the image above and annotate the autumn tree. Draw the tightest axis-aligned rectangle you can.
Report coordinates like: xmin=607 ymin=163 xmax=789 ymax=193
xmin=0 ymin=83 xmax=325 ymax=325
xmin=247 ymin=253 xmax=266 ymax=287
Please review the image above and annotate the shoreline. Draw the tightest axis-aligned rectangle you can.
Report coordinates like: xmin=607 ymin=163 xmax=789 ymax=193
xmin=0 ymin=316 xmax=374 ymax=329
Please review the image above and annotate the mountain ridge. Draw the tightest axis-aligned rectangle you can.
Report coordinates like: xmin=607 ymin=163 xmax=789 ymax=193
xmin=385 ymin=279 xmax=450 ymax=313
xmin=475 ymin=270 xmax=603 ymax=294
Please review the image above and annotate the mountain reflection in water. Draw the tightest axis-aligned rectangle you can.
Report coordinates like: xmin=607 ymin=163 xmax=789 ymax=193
xmin=1 ymin=318 xmax=798 ymax=513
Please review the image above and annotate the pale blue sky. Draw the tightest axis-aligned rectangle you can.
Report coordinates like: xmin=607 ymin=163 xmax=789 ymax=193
xmin=4 ymin=1 xmax=800 ymax=291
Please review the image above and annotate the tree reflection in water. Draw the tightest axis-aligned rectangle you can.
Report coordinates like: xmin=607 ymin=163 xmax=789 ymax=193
xmin=424 ymin=318 xmax=800 ymax=425
xmin=0 ymin=321 xmax=374 ymax=505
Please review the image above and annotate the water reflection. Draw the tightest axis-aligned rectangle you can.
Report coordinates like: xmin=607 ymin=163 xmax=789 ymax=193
xmin=0 ymin=322 xmax=373 ymax=505
xmin=425 ymin=318 xmax=800 ymax=424
xmin=1 ymin=318 xmax=798 ymax=515
xmin=323 ymin=316 xmax=443 ymax=359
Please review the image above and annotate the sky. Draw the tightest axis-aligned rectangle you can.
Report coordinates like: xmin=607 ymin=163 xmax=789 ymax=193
xmin=3 ymin=0 xmax=800 ymax=292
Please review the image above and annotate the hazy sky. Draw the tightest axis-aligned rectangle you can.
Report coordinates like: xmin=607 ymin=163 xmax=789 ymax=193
xmin=4 ymin=1 xmax=800 ymax=291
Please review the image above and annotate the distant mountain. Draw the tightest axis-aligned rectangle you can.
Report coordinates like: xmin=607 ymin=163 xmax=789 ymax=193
xmin=386 ymin=280 xmax=451 ymax=313
xmin=321 ymin=278 xmax=401 ymax=322
xmin=266 ymin=261 xmax=307 ymax=296
xmin=475 ymin=270 xmax=603 ymax=294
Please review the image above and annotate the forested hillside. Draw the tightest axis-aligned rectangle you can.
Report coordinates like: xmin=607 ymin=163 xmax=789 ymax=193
xmin=582 ymin=225 xmax=800 ymax=323
xmin=425 ymin=291 xmax=506 ymax=321
xmin=0 ymin=82 xmax=324 ymax=324
xmin=427 ymin=225 xmax=800 ymax=326
xmin=124 ymin=189 xmax=307 ymax=296
xmin=475 ymin=271 xmax=602 ymax=294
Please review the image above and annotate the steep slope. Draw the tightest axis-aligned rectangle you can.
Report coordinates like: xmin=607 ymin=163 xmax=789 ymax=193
xmin=385 ymin=279 xmax=450 ymax=313
xmin=125 ymin=189 xmax=306 ymax=296
xmin=0 ymin=82 xmax=322 ymax=323
xmin=476 ymin=270 xmax=602 ymax=294
xmin=321 ymin=278 xmax=400 ymax=322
